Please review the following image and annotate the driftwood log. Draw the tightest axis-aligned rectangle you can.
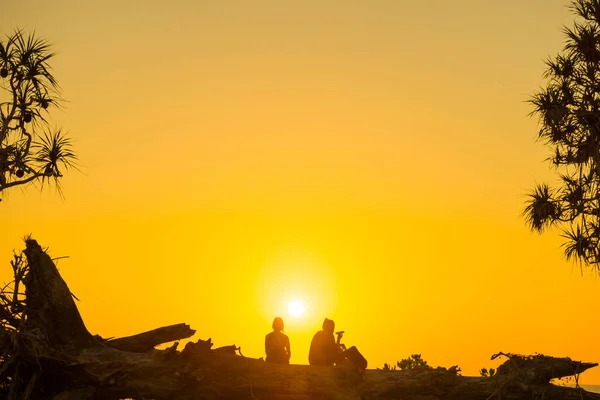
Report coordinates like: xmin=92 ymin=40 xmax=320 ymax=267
xmin=104 ymin=323 xmax=196 ymax=353
xmin=0 ymin=238 xmax=599 ymax=399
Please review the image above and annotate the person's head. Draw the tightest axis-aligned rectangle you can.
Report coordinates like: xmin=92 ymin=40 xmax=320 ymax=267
xmin=322 ymin=318 xmax=335 ymax=334
xmin=272 ymin=317 xmax=284 ymax=332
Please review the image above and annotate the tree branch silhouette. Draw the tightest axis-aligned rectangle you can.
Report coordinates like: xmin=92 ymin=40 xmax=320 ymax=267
xmin=0 ymin=29 xmax=77 ymax=200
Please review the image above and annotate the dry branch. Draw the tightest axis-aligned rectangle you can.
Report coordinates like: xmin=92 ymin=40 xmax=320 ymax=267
xmin=105 ymin=323 xmax=196 ymax=353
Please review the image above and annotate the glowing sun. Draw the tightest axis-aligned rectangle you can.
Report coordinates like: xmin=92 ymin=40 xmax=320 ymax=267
xmin=288 ymin=300 xmax=305 ymax=317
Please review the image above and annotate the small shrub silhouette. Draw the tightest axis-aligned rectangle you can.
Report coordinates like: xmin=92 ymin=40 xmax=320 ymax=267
xmin=480 ymin=367 xmax=496 ymax=377
xmin=380 ymin=354 xmax=461 ymax=375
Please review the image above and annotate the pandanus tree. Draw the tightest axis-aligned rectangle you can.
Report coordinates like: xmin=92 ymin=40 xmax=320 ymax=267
xmin=525 ymin=0 xmax=600 ymax=272
xmin=0 ymin=30 xmax=76 ymax=201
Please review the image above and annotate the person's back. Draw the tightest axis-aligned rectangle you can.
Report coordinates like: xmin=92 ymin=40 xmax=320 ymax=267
xmin=308 ymin=318 xmax=340 ymax=366
xmin=265 ymin=317 xmax=291 ymax=364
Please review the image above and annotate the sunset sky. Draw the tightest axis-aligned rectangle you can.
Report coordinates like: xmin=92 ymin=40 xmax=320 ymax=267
xmin=2 ymin=0 xmax=600 ymax=382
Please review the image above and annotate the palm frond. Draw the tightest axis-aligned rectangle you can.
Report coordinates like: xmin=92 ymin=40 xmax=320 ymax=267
xmin=31 ymin=129 xmax=78 ymax=177
xmin=569 ymin=0 xmax=596 ymax=21
xmin=524 ymin=184 xmax=561 ymax=232
xmin=561 ymin=224 xmax=594 ymax=263
xmin=529 ymin=87 xmax=571 ymax=135
xmin=564 ymin=21 xmax=600 ymax=63
xmin=543 ymin=54 xmax=576 ymax=79
xmin=560 ymin=174 xmax=586 ymax=215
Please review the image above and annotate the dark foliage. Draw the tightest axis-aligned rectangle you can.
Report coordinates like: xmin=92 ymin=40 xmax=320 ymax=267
xmin=0 ymin=30 xmax=77 ymax=200
xmin=526 ymin=0 xmax=600 ymax=272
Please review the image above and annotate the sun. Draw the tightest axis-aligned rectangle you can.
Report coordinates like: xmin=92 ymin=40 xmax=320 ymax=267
xmin=288 ymin=300 xmax=305 ymax=318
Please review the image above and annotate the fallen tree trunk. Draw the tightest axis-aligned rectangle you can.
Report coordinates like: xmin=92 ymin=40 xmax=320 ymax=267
xmin=1 ymin=238 xmax=598 ymax=399
xmin=104 ymin=323 xmax=196 ymax=353
xmin=492 ymin=352 xmax=599 ymax=383
xmin=36 ymin=346 xmax=600 ymax=400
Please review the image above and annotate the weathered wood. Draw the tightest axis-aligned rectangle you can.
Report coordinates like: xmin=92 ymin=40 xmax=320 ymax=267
xmin=492 ymin=352 xmax=599 ymax=383
xmin=52 ymin=387 xmax=98 ymax=400
xmin=22 ymin=239 xmax=97 ymax=351
xmin=105 ymin=323 xmax=196 ymax=352
xmin=41 ymin=349 xmax=600 ymax=400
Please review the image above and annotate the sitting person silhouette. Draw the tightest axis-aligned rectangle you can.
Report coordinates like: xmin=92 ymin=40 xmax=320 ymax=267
xmin=265 ymin=317 xmax=291 ymax=364
xmin=308 ymin=318 xmax=343 ymax=366
xmin=309 ymin=318 xmax=367 ymax=370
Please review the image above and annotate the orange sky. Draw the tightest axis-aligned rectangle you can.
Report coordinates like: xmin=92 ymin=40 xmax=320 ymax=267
xmin=3 ymin=0 xmax=600 ymax=383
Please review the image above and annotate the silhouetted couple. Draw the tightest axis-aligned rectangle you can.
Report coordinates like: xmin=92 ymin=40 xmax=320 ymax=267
xmin=265 ymin=317 xmax=367 ymax=370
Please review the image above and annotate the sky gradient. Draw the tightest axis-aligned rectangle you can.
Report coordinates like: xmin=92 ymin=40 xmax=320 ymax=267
xmin=2 ymin=0 xmax=599 ymax=382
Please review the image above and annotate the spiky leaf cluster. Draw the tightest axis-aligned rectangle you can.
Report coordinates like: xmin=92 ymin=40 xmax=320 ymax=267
xmin=0 ymin=30 xmax=76 ymax=199
xmin=526 ymin=0 xmax=600 ymax=271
